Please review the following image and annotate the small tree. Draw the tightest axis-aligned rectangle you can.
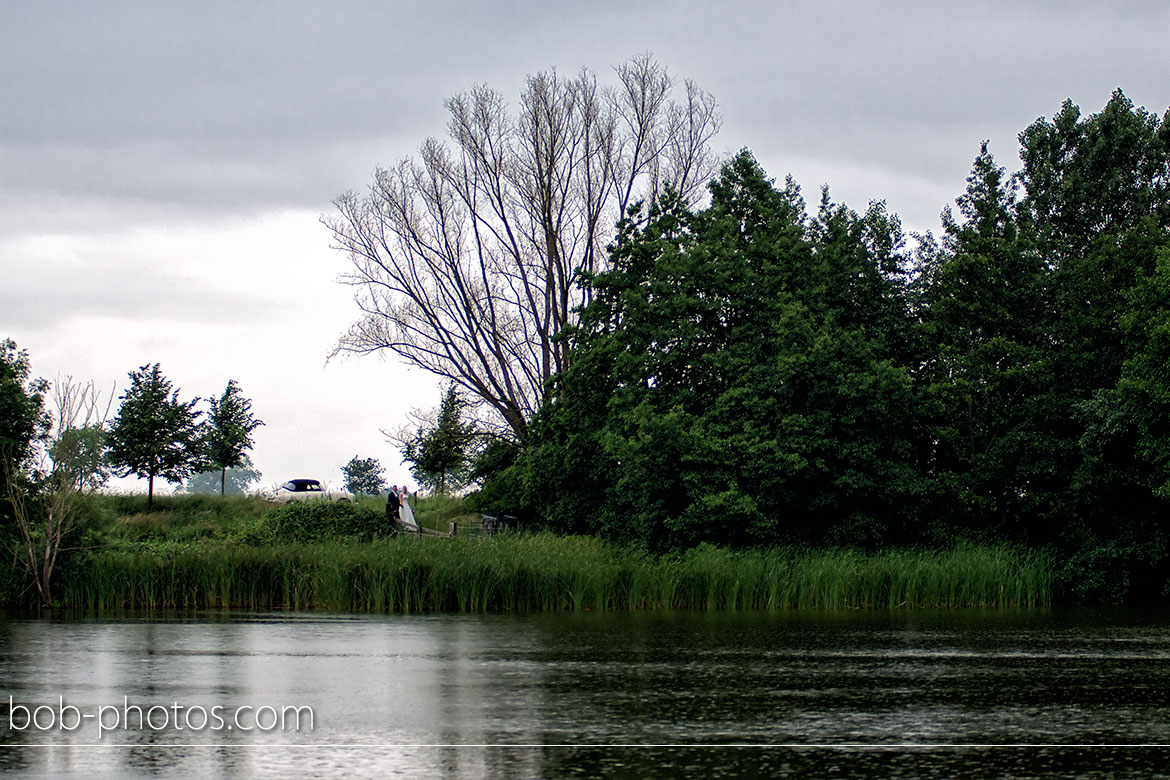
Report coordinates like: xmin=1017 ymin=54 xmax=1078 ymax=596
xmin=401 ymin=386 xmax=476 ymax=495
xmin=106 ymin=364 xmax=202 ymax=509
xmin=184 ymin=457 xmax=263 ymax=496
xmin=202 ymin=379 xmax=264 ymax=496
xmin=2 ymin=372 xmax=111 ymax=607
xmin=341 ymin=456 xmax=386 ymax=496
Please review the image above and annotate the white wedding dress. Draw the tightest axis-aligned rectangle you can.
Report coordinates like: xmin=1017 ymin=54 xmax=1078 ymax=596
xmin=398 ymin=496 xmax=418 ymax=531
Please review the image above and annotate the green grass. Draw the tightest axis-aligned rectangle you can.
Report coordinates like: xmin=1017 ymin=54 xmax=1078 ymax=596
xmin=59 ymin=533 xmax=1051 ymax=613
xmin=81 ymin=494 xmax=273 ymax=544
xmin=48 ymin=494 xmax=1052 ymax=612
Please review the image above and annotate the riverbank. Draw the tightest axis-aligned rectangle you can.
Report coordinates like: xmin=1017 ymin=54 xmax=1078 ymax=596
xmin=59 ymin=535 xmax=1049 ymax=612
xmin=6 ymin=495 xmax=1052 ymax=612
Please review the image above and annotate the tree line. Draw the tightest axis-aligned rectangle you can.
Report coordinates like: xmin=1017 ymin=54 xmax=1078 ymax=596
xmin=1 ymin=356 xmax=263 ymax=605
xmin=446 ymin=90 xmax=1168 ymax=600
xmin=327 ymin=56 xmax=1170 ymax=598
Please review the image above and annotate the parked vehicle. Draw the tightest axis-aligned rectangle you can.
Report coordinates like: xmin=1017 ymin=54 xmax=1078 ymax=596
xmin=270 ymin=479 xmax=353 ymax=504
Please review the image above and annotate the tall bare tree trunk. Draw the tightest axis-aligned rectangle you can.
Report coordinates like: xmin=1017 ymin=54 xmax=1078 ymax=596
xmin=327 ymin=54 xmax=720 ymax=440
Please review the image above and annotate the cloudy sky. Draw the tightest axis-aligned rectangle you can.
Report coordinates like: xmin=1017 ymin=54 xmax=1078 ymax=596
xmin=2 ymin=1 xmax=1166 ymax=494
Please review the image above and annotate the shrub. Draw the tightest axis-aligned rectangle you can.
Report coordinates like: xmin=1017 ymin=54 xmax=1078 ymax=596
xmin=245 ymin=501 xmax=392 ymax=544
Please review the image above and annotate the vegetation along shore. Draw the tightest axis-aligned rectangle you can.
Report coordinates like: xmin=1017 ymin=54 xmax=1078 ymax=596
xmin=5 ymin=73 xmax=1169 ymax=610
xmin=4 ymin=495 xmax=1050 ymax=612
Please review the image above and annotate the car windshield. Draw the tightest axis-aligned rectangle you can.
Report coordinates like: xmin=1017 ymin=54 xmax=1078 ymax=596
xmin=283 ymin=480 xmax=323 ymax=492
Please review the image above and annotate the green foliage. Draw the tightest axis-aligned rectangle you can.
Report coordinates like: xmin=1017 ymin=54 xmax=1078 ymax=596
xmin=402 ymin=386 xmax=476 ymax=494
xmin=12 ymin=92 xmax=1170 ymax=604
xmin=1015 ymin=91 xmax=1170 ymax=537
xmin=341 ymin=455 xmax=385 ymax=495
xmin=51 ymin=424 xmax=110 ymax=491
xmin=916 ymin=143 xmax=1053 ymax=536
xmin=201 ymin=379 xmax=263 ymax=496
xmin=85 ymin=494 xmax=270 ymax=545
xmin=245 ymin=500 xmax=391 ymax=544
xmin=513 ymin=152 xmax=922 ymax=549
xmin=410 ymin=493 xmax=477 ymax=533
xmin=58 ymin=537 xmax=1050 ymax=612
xmin=0 ymin=338 xmax=49 ymax=500
xmin=106 ymin=364 xmax=202 ymax=508
xmin=464 ymin=439 xmax=524 ymax=515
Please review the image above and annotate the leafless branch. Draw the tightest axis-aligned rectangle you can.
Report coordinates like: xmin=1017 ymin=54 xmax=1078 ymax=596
xmin=325 ymin=55 xmax=720 ymax=441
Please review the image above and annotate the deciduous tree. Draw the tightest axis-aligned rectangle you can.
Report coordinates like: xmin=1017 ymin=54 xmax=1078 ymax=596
xmin=2 ymin=370 xmax=111 ymax=607
xmin=519 ymin=152 xmax=920 ymax=549
xmin=341 ymin=455 xmax=386 ymax=496
xmin=202 ymin=379 xmax=264 ymax=497
xmin=0 ymin=339 xmax=50 ymax=509
xmin=916 ymin=143 xmax=1051 ymax=536
xmin=327 ymin=54 xmax=720 ymax=441
xmin=185 ymin=458 xmax=262 ymax=496
xmin=106 ymin=364 xmax=202 ymax=509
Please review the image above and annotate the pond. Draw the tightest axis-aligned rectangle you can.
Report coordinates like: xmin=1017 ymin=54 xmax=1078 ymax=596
xmin=2 ymin=609 xmax=1170 ymax=778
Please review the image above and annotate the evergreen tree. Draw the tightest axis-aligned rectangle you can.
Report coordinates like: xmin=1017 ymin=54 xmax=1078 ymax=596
xmin=403 ymin=387 xmax=476 ymax=494
xmin=916 ymin=143 xmax=1052 ymax=538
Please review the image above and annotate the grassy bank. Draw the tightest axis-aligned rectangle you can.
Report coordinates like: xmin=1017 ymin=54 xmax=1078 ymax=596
xmin=60 ymin=534 xmax=1050 ymax=612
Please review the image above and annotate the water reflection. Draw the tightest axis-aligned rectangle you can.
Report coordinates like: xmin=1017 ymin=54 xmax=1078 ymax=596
xmin=2 ymin=609 xmax=1170 ymax=777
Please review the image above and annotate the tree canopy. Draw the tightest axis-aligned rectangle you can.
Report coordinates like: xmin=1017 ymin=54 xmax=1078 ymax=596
xmin=328 ymin=54 xmax=721 ymax=441
xmin=474 ymin=92 xmax=1170 ymax=599
xmin=0 ymin=339 xmax=49 ymax=494
xmin=341 ymin=455 xmax=386 ymax=496
xmin=513 ymin=151 xmax=921 ymax=549
xmin=106 ymin=364 xmax=202 ymax=509
xmin=402 ymin=386 xmax=477 ymax=495
xmin=202 ymin=379 xmax=264 ymax=497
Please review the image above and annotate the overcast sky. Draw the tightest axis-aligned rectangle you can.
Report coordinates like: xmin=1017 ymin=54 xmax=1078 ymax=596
xmin=2 ymin=1 xmax=1167 ymax=494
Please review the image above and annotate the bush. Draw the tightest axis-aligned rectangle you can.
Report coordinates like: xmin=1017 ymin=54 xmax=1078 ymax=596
xmin=244 ymin=501 xmax=392 ymax=544
xmin=1054 ymin=538 xmax=1170 ymax=605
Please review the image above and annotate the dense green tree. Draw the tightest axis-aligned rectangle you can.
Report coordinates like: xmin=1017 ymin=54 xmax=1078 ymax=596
xmin=402 ymin=386 xmax=476 ymax=494
xmin=518 ymin=152 xmax=921 ymax=549
xmin=1015 ymin=91 xmax=1170 ymax=538
xmin=1112 ymin=248 xmax=1170 ymax=499
xmin=2 ymin=367 xmax=111 ymax=607
xmin=202 ymin=379 xmax=264 ymax=496
xmin=0 ymin=340 xmax=50 ymax=501
xmin=106 ymin=364 xmax=202 ymax=509
xmin=0 ymin=340 xmax=49 ymax=603
xmin=916 ymin=143 xmax=1053 ymax=539
xmin=341 ymin=455 xmax=386 ymax=496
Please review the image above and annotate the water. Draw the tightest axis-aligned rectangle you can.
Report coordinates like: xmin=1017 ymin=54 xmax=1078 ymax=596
xmin=2 ymin=609 xmax=1170 ymax=778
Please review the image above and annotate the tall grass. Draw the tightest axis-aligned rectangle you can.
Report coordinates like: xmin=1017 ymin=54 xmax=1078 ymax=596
xmin=60 ymin=536 xmax=1051 ymax=613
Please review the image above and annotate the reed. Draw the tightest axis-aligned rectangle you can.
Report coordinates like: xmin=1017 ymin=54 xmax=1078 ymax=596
xmin=59 ymin=535 xmax=1051 ymax=613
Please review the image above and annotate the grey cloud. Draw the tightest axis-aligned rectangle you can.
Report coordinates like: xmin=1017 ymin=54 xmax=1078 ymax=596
xmin=3 ymin=0 xmax=1166 ymax=232
xmin=0 ymin=253 xmax=275 ymax=332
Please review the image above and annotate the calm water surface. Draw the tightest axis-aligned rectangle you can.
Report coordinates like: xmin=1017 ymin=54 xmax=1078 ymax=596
xmin=2 ymin=609 xmax=1170 ymax=778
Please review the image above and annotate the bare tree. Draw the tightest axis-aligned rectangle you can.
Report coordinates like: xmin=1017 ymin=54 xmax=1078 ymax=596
xmin=325 ymin=54 xmax=720 ymax=441
xmin=3 ymin=376 xmax=111 ymax=607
